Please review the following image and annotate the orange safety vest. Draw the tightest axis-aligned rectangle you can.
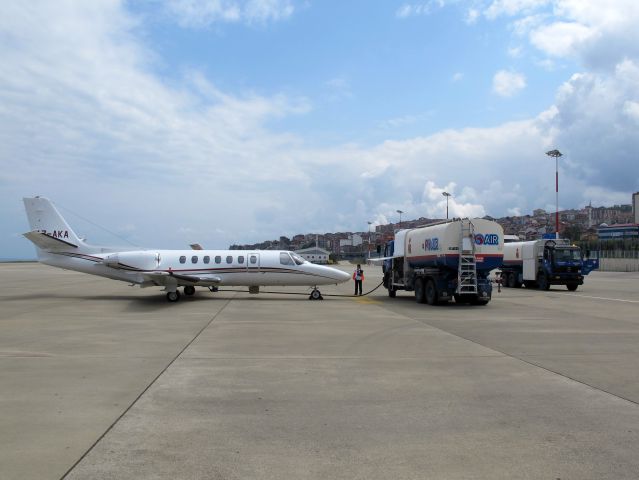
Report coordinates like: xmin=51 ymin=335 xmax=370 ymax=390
xmin=353 ymin=270 xmax=364 ymax=281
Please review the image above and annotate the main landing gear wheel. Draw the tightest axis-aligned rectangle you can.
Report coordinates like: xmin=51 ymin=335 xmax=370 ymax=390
xmin=309 ymin=289 xmax=323 ymax=300
xmin=166 ymin=290 xmax=181 ymax=302
xmin=184 ymin=286 xmax=196 ymax=296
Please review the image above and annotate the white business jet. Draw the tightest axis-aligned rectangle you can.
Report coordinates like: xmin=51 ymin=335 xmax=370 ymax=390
xmin=23 ymin=197 xmax=350 ymax=302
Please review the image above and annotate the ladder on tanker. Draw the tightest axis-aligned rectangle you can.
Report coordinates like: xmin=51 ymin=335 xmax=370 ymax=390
xmin=457 ymin=219 xmax=478 ymax=295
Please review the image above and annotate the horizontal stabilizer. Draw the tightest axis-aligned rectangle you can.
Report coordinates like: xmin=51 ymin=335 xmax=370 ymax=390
xmin=23 ymin=231 xmax=78 ymax=251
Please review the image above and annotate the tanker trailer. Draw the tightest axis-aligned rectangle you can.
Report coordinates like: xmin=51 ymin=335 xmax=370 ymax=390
xmin=381 ymin=218 xmax=504 ymax=305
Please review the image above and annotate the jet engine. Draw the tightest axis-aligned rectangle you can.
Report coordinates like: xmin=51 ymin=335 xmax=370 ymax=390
xmin=102 ymin=251 xmax=160 ymax=271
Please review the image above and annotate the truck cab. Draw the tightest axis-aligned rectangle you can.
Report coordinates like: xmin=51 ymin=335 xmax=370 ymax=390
xmin=539 ymin=241 xmax=598 ymax=290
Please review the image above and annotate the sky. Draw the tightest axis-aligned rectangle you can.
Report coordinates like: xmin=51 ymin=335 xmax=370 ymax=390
xmin=2 ymin=0 xmax=639 ymax=258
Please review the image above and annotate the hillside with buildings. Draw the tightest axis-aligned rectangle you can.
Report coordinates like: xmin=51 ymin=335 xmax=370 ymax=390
xmin=231 ymin=194 xmax=639 ymax=258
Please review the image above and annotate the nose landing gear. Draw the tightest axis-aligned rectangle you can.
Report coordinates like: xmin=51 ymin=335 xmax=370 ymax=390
xmin=309 ymin=288 xmax=323 ymax=300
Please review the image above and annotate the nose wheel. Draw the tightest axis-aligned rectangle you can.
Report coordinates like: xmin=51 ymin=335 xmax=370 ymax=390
xmin=309 ymin=288 xmax=323 ymax=300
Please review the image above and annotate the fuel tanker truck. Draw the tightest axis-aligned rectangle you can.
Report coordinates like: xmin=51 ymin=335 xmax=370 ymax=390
xmin=380 ymin=219 xmax=504 ymax=305
xmin=500 ymin=239 xmax=599 ymax=291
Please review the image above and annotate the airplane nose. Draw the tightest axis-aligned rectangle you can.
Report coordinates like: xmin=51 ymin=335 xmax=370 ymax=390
xmin=336 ymin=269 xmax=351 ymax=283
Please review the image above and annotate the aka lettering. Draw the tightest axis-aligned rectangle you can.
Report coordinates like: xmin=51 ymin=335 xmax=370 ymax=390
xmin=39 ymin=229 xmax=69 ymax=239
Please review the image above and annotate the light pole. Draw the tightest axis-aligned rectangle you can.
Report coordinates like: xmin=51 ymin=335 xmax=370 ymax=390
xmin=442 ymin=191 xmax=452 ymax=219
xmin=367 ymin=221 xmax=372 ymax=260
xmin=546 ymin=149 xmax=563 ymax=239
xmin=396 ymin=210 xmax=403 ymax=230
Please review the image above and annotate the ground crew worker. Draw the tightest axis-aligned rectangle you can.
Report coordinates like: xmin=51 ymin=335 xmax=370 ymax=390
xmin=353 ymin=264 xmax=364 ymax=296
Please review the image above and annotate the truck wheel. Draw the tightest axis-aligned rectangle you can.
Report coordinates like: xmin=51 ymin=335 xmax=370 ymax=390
xmin=388 ymin=286 xmax=396 ymax=298
xmin=538 ymin=273 xmax=550 ymax=291
xmin=414 ymin=278 xmax=426 ymax=304
xmin=425 ymin=279 xmax=437 ymax=305
xmin=566 ymin=283 xmax=578 ymax=291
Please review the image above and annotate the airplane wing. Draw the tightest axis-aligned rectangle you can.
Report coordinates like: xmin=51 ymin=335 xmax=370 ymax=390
xmin=141 ymin=271 xmax=222 ymax=287
xmin=23 ymin=231 xmax=78 ymax=251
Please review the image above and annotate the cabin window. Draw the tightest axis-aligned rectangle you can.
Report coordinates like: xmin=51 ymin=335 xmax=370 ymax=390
xmin=191 ymin=256 xmax=198 ymax=264
xmin=203 ymin=256 xmax=210 ymax=264
xmin=215 ymin=256 xmax=221 ymax=264
xmin=238 ymin=255 xmax=244 ymax=264
xmin=280 ymin=252 xmax=294 ymax=266
xmin=226 ymin=255 xmax=233 ymax=264
xmin=250 ymin=255 xmax=257 ymax=265
xmin=179 ymin=256 xmax=186 ymax=264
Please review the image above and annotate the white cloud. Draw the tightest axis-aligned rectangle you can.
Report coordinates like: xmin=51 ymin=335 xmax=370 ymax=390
xmin=452 ymin=72 xmax=464 ymax=82
xmin=530 ymin=21 xmax=595 ymax=58
xmin=396 ymin=3 xmax=432 ymax=18
xmin=484 ymin=0 xmax=551 ymax=19
xmin=481 ymin=0 xmax=639 ymax=70
xmin=507 ymin=46 xmax=521 ymax=58
xmin=492 ymin=70 xmax=527 ymax=96
xmin=396 ymin=1 xmax=453 ymax=19
xmin=379 ymin=113 xmax=433 ymax=129
xmin=507 ymin=207 xmax=522 ymax=216
xmin=548 ymin=59 xmax=639 ymax=195
xmin=164 ymin=0 xmax=295 ymax=27
xmin=325 ymin=76 xmax=353 ymax=102
xmin=465 ymin=8 xmax=480 ymax=24
xmin=623 ymin=100 xmax=639 ymax=122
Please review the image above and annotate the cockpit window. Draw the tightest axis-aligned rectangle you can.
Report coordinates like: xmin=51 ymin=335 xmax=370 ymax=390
xmin=279 ymin=252 xmax=294 ymax=266
xmin=290 ymin=253 xmax=306 ymax=265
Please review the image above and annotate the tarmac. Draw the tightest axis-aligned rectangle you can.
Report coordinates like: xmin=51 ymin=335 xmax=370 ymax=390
xmin=1 ymin=262 xmax=639 ymax=479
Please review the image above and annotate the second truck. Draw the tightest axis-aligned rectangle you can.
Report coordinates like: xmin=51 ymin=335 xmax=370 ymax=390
xmin=500 ymin=239 xmax=599 ymax=291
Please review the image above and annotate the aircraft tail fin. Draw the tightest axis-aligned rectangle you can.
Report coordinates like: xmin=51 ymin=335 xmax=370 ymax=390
xmin=23 ymin=197 xmax=85 ymax=252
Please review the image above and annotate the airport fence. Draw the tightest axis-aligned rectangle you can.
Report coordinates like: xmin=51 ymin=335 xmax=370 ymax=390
xmin=593 ymin=249 xmax=639 ymax=272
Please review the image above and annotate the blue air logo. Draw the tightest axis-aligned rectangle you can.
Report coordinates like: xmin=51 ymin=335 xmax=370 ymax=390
xmin=474 ymin=233 xmax=499 ymax=246
xmin=422 ymin=238 xmax=439 ymax=251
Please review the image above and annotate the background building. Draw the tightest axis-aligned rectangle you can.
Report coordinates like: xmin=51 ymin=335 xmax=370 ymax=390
xmin=597 ymin=224 xmax=639 ymax=240
xmin=295 ymin=247 xmax=330 ymax=264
